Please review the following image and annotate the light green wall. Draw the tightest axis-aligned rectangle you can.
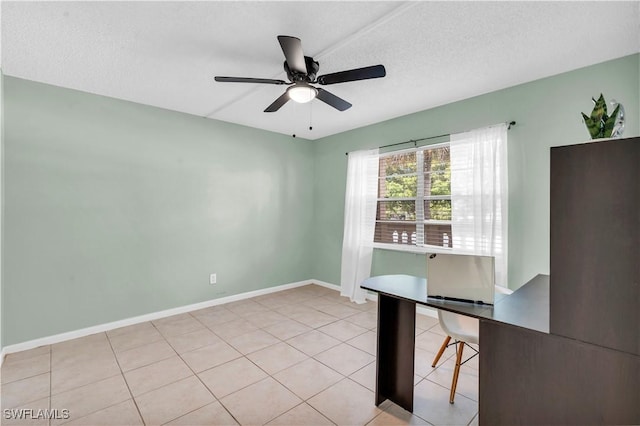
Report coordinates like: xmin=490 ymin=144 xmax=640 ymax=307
xmin=3 ymin=54 xmax=638 ymax=347
xmin=313 ymin=54 xmax=640 ymax=288
xmin=3 ymin=77 xmax=314 ymax=346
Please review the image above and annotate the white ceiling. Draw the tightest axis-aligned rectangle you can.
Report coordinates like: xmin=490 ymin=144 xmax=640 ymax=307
xmin=2 ymin=1 xmax=639 ymax=140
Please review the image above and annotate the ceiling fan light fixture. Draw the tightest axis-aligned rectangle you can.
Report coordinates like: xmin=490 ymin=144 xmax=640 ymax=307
xmin=287 ymin=84 xmax=317 ymax=103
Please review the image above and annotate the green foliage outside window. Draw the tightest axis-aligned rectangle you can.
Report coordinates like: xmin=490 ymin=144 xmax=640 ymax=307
xmin=379 ymin=147 xmax=451 ymax=221
xmin=427 ymin=155 xmax=451 ymax=220
xmin=381 ymin=154 xmax=417 ymax=220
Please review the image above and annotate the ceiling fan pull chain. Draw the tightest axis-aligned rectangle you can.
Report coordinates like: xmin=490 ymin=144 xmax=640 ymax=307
xmin=309 ymin=102 xmax=313 ymax=131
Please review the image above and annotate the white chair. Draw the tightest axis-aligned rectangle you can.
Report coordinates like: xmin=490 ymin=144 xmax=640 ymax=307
xmin=431 ymin=310 xmax=479 ymax=404
xmin=431 ymin=286 xmax=511 ymax=404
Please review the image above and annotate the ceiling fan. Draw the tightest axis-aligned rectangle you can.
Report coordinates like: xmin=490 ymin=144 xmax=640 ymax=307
xmin=214 ymin=35 xmax=386 ymax=112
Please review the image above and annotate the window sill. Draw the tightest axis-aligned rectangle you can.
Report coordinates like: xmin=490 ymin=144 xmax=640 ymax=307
xmin=373 ymin=242 xmax=456 ymax=255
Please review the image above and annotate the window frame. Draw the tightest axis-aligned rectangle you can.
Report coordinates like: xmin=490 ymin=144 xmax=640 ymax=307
xmin=374 ymin=141 xmax=452 ymax=251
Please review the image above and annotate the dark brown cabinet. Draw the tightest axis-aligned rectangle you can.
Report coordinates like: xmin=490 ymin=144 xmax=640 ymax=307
xmin=550 ymin=137 xmax=639 ymax=356
xmin=479 ymin=137 xmax=640 ymax=425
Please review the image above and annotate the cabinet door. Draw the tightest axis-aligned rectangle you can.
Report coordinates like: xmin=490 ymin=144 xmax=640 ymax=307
xmin=550 ymin=137 xmax=639 ymax=355
xmin=479 ymin=320 xmax=640 ymax=425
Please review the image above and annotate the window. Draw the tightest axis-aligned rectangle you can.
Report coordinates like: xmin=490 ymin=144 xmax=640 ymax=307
xmin=374 ymin=143 xmax=452 ymax=248
xmin=369 ymin=123 xmax=507 ymax=283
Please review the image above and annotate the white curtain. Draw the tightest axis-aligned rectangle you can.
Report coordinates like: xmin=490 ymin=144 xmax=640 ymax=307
xmin=450 ymin=124 xmax=508 ymax=287
xmin=340 ymin=148 xmax=380 ymax=303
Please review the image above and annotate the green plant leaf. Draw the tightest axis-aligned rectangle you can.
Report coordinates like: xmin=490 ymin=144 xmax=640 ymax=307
xmin=582 ymin=112 xmax=602 ymax=139
xmin=590 ymin=94 xmax=608 ymax=121
xmin=603 ymin=104 xmax=620 ymax=138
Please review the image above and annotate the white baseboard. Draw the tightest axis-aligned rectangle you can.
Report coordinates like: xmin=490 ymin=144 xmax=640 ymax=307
xmin=1 ymin=277 xmax=437 ymax=359
xmin=309 ymin=279 xmax=341 ymax=292
xmin=2 ymin=279 xmax=317 ymax=357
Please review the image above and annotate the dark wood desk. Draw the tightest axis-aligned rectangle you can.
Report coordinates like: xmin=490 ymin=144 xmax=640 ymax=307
xmin=361 ymin=273 xmax=549 ymax=332
xmin=361 ymin=274 xmax=640 ymax=425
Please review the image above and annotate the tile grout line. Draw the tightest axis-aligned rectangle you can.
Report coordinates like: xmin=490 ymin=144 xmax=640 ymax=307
xmin=223 ymin=305 xmax=348 ymax=425
xmin=127 ymin=318 xmax=239 ymax=425
xmin=0 ymin=355 xmax=51 ymax=386
xmin=49 ymin=345 xmax=52 ymax=426
xmin=468 ymin=412 xmax=479 ymax=426
xmin=170 ymin=313 xmax=243 ymax=426
xmin=188 ymin=294 xmax=357 ymax=424
xmin=272 ymin=401 xmax=338 ymax=426
xmin=49 ymin=334 xmax=134 ymax=426
xmin=199 ymin=296 xmax=352 ymax=424
xmin=5 ymin=285 xmax=475 ymax=426
xmin=129 ymin=323 xmax=215 ymax=400
xmin=269 ymin=357 xmax=346 ymax=406
xmin=104 ymin=332 xmax=146 ymax=426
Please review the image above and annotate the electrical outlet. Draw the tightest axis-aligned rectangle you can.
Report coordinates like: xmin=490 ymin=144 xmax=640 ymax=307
xmin=209 ymin=273 xmax=217 ymax=285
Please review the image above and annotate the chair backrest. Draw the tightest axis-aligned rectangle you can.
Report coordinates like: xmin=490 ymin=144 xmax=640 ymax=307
xmin=436 ymin=284 xmax=510 ymax=345
xmin=438 ymin=310 xmax=480 ymax=344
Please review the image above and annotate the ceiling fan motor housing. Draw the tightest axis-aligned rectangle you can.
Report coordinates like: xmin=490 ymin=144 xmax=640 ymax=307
xmin=284 ymin=56 xmax=319 ymax=82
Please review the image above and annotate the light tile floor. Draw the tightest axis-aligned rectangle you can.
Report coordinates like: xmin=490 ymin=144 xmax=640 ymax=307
xmin=1 ymin=284 xmax=479 ymax=425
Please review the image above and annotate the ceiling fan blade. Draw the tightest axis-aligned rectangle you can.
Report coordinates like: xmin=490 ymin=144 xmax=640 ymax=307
xmin=277 ymin=35 xmax=307 ymax=74
xmin=316 ymin=88 xmax=352 ymax=111
xmin=215 ymin=76 xmax=288 ymax=85
xmin=264 ymin=92 xmax=290 ymax=112
xmin=317 ymin=64 xmax=386 ymax=85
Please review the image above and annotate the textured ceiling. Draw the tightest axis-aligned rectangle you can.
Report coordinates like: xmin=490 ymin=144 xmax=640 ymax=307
xmin=2 ymin=1 xmax=639 ymax=140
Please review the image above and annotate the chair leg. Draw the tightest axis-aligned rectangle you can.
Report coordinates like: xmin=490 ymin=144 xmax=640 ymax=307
xmin=431 ymin=335 xmax=451 ymax=367
xmin=450 ymin=341 xmax=465 ymax=404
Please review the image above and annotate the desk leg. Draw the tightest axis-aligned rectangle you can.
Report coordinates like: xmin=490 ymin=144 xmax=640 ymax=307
xmin=375 ymin=294 xmax=416 ymax=412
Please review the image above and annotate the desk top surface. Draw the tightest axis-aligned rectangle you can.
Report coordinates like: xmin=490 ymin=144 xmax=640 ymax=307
xmin=361 ymin=274 xmax=549 ymax=334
